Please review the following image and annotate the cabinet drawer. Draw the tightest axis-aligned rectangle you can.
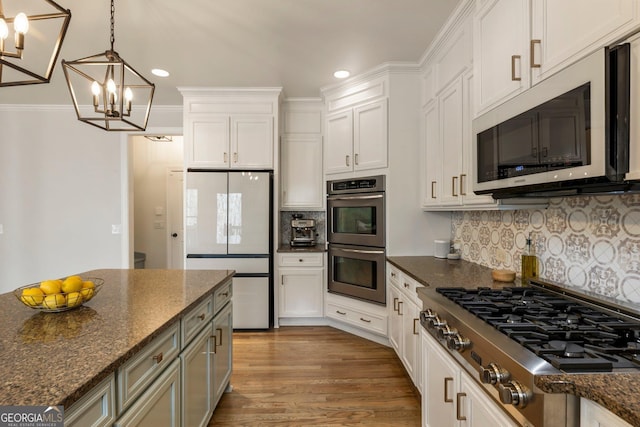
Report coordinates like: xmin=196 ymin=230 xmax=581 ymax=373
xmin=399 ymin=275 xmax=423 ymax=304
xmin=117 ymin=323 xmax=180 ymax=413
xmin=66 ymin=374 xmax=116 ymax=427
xmin=279 ymin=252 xmax=323 ymax=267
xmin=327 ymin=301 xmax=387 ymax=336
xmin=387 ymin=264 xmax=401 ymax=286
xmin=181 ymin=296 xmax=214 ymax=348
xmin=213 ymin=279 xmax=232 ymax=314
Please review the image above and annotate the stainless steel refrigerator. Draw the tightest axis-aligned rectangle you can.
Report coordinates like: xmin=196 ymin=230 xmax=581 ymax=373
xmin=185 ymin=170 xmax=273 ymax=329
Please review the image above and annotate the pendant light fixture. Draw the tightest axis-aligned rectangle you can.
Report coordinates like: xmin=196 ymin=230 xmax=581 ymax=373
xmin=0 ymin=0 xmax=71 ymax=86
xmin=61 ymin=0 xmax=154 ymax=131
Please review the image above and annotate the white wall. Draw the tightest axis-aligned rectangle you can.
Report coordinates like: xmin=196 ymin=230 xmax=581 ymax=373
xmin=0 ymin=105 xmax=182 ymax=294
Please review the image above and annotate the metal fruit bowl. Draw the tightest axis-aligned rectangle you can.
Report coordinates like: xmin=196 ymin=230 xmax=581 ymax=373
xmin=14 ymin=278 xmax=104 ymax=313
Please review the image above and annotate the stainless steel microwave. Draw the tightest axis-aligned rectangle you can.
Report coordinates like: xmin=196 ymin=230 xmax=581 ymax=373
xmin=472 ymin=44 xmax=631 ymax=198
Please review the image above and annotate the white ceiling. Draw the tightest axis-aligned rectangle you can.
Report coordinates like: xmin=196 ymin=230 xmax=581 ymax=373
xmin=0 ymin=0 xmax=458 ymax=105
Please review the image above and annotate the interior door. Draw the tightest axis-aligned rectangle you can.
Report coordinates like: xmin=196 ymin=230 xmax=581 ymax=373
xmin=227 ymin=172 xmax=270 ymax=254
xmin=167 ymin=169 xmax=184 ymax=268
xmin=185 ymin=172 xmax=228 ymax=255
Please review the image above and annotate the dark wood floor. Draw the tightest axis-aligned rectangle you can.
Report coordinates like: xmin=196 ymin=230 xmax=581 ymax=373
xmin=209 ymin=326 xmax=421 ymax=426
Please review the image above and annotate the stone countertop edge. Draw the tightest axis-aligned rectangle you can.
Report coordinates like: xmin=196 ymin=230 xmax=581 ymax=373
xmin=0 ymin=268 xmax=235 ymax=409
xmin=387 ymin=255 xmax=640 ymax=427
xmin=277 ymin=243 xmax=326 ymax=253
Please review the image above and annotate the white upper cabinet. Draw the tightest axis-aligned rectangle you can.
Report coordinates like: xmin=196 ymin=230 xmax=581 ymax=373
xmin=180 ymin=88 xmax=281 ymax=169
xmin=323 ymin=77 xmax=388 ymax=175
xmin=474 ymin=0 xmax=531 ymax=115
xmin=474 ymin=0 xmax=640 ymax=116
xmin=280 ymin=99 xmax=324 ymax=210
xmin=531 ymin=0 xmax=640 ymax=85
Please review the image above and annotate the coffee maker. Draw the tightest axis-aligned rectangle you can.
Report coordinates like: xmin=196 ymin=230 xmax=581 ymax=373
xmin=290 ymin=214 xmax=317 ymax=247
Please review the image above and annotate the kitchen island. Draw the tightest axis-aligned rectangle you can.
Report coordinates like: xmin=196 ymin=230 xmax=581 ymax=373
xmin=388 ymin=256 xmax=640 ymax=427
xmin=0 ymin=268 xmax=234 ymax=412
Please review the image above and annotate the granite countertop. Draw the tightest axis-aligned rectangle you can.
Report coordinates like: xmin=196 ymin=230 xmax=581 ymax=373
xmin=0 ymin=268 xmax=234 ymax=409
xmin=277 ymin=243 xmax=326 ymax=253
xmin=387 ymin=256 xmax=640 ymax=427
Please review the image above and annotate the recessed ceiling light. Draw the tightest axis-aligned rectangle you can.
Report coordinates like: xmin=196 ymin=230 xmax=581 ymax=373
xmin=334 ymin=70 xmax=350 ymax=79
xmin=151 ymin=68 xmax=170 ymax=77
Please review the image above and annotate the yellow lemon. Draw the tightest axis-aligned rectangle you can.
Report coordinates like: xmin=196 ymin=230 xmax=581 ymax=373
xmin=82 ymin=280 xmax=95 ymax=289
xmin=66 ymin=291 xmax=83 ymax=308
xmin=42 ymin=294 xmax=66 ymax=309
xmin=80 ymin=288 xmax=94 ymax=301
xmin=62 ymin=276 xmax=83 ymax=293
xmin=40 ymin=279 xmax=62 ymax=295
xmin=21 ymin=287 xmax=45 ymax=306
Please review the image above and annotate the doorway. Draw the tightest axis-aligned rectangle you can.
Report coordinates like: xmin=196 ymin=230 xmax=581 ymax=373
xmin=131 ymin=134 xmax=184 ymax=268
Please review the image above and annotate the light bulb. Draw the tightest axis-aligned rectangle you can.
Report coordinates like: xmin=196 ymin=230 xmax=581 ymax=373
xmin=106 ymin=79 xmax=116 ymax=94
xmin=14 ymin=13 xmax=29 ymax=35
xmin=0 ymin=19 xmax=8 ymax=40
xmin=124 ymin=87 xmax=133 ymax=101
xmin=91 ymin=81 xmax=101 ymax=96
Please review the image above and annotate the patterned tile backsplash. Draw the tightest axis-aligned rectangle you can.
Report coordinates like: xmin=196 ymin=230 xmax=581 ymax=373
xmin=451 ymin=194 xmax=640 ymax=304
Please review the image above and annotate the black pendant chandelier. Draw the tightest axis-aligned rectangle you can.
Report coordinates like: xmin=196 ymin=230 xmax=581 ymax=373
xmin=0 ymin=0 xmax=71 ymax=86
xmin=61 ymin=0 xmax=154 ymax=131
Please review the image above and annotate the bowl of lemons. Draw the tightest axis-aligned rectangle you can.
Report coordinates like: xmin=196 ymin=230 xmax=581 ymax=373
xmin=14 ymin=275 xmax=103 ymax=312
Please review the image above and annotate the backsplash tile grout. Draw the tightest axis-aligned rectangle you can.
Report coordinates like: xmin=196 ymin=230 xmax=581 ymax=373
xmin=451 ymin=194 xmax=640 ymax=304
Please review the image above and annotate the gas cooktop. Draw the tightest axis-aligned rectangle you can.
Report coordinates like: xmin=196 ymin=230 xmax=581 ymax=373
xmin=436 ymin=286 xmax=640 ymax=373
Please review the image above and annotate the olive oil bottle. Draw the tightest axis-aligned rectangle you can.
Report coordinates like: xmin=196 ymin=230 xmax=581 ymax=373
xmin=521 ymin=234 xmax=538 ymax=283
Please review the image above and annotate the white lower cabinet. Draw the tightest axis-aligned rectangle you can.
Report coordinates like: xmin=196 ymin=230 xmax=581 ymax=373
xmin=114 ymin=358 xmax=181 ymax=427
xmin=580 ymin=398 xmax=632 ymax=427
xmin=65 ymin=374 xmax=116 ymax=427
xmin=278 ymin=253 xmax=324 ymax=320
xmin=421 ymin=329 xmax=517 ymax=427
xmin=387 ymin=263 xmax=423 ymax=391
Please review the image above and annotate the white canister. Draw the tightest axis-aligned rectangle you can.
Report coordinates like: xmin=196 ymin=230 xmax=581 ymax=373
xmin=434 ymin=240 xmax=450 ymax=259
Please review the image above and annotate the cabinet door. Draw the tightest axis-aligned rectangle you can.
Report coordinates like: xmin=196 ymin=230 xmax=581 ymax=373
xmin=186 ymin=114 xmax=230 ymax=168
xmin=460 ymin=373 xmax=518 ymax=427
xmin=326 ymin=110 xmax=353 ymax=174
xmin=114 ymin=359 xmax=181 ymax=427
xmin=474 ymin=0 xmax=530 ymax=114
xmin=231 ymin=115 xmax=273 ymax=168
xmin=401 ymin=298 xmax=421 ymax=389
xmin=280 ymin=135 xmax=323 ymax=210
xmin=439 ymin=78 xmax=464 ymax=206
xmin=353 ymin=99 xmax=388 ymax=171
xmin=421 ymin=100 xmax=441 ymax=207
xmin=181 ymin=325 xmax=212 ymax=427
xmin=212 ymin=303 xmax=233 ymax=405
xmin=279 ymin=268 xmax=324 ymax=317
xmin=580 ymin=398 xmax=633 ymax=427
xmin=423 ymin=332 xmax=459 ymax=427
xmin=531 ymin=0 xmax=640 ymax=85
xmin=65 ymin=375 xmax=116 ymax=427
xmin=388 ymin=284 xmax=403 ymax=354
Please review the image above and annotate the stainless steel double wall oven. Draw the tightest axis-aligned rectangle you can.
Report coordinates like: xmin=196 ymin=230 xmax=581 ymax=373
xmin=327 ymin=175 xmax=386 ymax=305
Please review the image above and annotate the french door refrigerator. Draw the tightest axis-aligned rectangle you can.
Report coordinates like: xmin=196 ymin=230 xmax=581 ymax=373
xmin=185 ymin=170 xmax=273 ymax=329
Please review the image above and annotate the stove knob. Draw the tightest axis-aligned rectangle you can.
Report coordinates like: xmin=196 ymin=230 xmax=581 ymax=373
xmin=437 ymin=324 xmax=457 ymax=340
xmin=480 ymin=363 xmax=511 ymax=385
xmin=446 ymin=333 xmax=471 ymax=352
xmin=428 ymin=315 xmax=446 ymax=330
xmin=497 ymin=380 xmax=532 ymax=409
xmin=421 ymin=309 xmax=437 ymax=321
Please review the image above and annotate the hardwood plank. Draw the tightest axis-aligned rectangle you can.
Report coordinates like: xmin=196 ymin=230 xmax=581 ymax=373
xmin=209 ymin=326 xmax=420 ymax=426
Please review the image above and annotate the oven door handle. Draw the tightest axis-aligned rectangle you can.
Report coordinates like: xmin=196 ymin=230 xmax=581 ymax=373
xmin=336 ymin=248 xmax=385 ymax=255
xmin=327 ymin=194 xmax=384 ymax=201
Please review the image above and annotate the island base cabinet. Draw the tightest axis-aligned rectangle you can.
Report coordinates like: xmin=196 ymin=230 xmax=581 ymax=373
xmin=212 ymin=302 xmax=233 ymax=406
xmin=115 ymin=358 xmax=181 ymax=427
xmin=65 ymin=374 xmax=116 ymax=427
xmin=182 ymin=325 xmax=213 ymax=427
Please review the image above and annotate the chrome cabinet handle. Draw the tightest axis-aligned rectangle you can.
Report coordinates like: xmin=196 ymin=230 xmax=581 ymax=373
xmin=444 ymin=377 xmax=454 ymax=403
xmin=456 ymin=392 xmax=467 ymax=420
xmin=345 ymin=155 xmax=350 ymax=167
xmin=460 ymin=174 xmax=466 ymax=196
xmin=354 ymin=153 xmax=359 ymax=165
xmin=511 ymin=55 xmax=521 ymax=81
xmin=530 ymin=39 xmax=541 ymax=68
